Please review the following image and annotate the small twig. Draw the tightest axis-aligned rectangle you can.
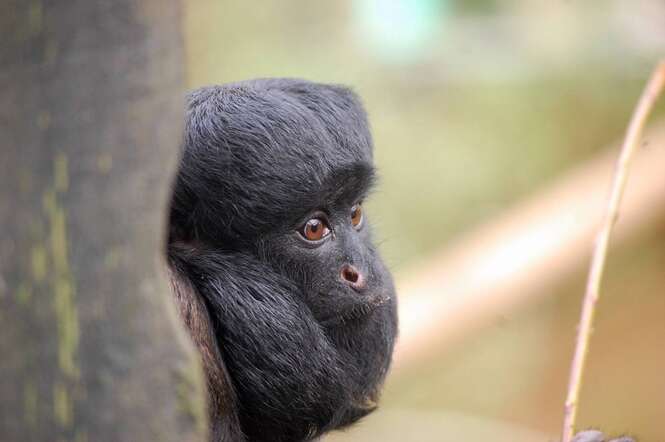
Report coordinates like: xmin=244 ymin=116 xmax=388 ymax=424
xmin=561 ymin=60 xmax=665 ymax=442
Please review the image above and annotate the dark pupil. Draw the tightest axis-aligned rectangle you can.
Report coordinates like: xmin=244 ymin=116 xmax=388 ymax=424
xmin=309 ymin=221 xmax=320 ymax=232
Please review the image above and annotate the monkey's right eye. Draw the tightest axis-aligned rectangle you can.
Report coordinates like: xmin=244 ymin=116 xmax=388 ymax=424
xmin=299 ymin=218 xmax=331 ymax=242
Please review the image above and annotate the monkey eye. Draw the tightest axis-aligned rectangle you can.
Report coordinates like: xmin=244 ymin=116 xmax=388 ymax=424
xmin=350 ymin=204 xmax=363 ymax=229
xmin=299 ymin=218 xmax=331 ymax=242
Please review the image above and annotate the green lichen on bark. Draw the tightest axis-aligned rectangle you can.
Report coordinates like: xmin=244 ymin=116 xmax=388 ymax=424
xmin=31 ymin=245 xmax=48 ymax=283
xmin=53 ymin=381 xmax=72 ymax=427
xmin=27 ymin=1 xmax=43 ymax=36
xmin=175 ymin=359 xmax=207 ymax=435
xmin=16 ymin=282 xmax=32 ymax=306
xmin=38 ymin=152 xmax=80 ymax=431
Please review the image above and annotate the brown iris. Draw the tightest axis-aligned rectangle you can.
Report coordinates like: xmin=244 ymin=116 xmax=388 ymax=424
xmin=301 ymin=218 xmax=331 ymax=241
xmin=350 ymin=204 xmax=363 ymax=228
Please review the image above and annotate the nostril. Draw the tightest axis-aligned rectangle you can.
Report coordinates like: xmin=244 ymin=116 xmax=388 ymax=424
xmin=342 ymin=266 xmax=358 ymax=283
xmin=340 ymin=264 xmax=365 ymax=290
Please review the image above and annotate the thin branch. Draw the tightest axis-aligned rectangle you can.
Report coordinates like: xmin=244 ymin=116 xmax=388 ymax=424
xmin=561 ymin=60 xmax=665 ymax=442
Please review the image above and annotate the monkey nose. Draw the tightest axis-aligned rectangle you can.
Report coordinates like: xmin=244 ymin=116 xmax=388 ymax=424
xmin=340 ymin=264 xmax=366 ymax=291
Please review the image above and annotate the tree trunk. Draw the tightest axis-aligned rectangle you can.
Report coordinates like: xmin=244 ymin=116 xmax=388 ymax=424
xmin=0 ymin=1 xmax=206 ymax=441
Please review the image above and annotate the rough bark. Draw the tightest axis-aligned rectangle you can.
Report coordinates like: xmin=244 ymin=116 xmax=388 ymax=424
xmin=0 ymin=1 xmax=206 ymax=441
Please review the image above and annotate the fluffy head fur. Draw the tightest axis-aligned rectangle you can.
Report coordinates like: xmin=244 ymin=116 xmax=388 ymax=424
xmin=170 ymin=79 xmax=374 ymax=246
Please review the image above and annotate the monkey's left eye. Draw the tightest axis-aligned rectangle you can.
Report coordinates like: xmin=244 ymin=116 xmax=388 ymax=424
xmin=299 ymin=218 xmax=331 ymax=242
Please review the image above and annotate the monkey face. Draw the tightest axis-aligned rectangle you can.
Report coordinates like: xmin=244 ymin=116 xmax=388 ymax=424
xmin=256 ymin=164 xmax=397 ymax=334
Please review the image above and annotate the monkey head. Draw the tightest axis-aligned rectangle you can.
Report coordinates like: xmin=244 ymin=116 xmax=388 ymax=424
xmin=169 ymin=78 xmax=398 ymax=441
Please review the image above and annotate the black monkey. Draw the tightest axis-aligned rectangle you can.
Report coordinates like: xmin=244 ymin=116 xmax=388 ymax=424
xmin=165 ymin=78 xmax=635 ymax=442
xmin=167 ymin=78 xmax=398 ymax=442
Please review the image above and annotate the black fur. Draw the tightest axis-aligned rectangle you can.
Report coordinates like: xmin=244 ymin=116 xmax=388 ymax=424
xmin=167 ymin=78 xmax=398 ymax=442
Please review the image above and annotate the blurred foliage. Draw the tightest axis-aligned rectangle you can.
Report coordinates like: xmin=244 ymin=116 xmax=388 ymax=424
xmin=185 ymin=0 xmax=664 ymax=271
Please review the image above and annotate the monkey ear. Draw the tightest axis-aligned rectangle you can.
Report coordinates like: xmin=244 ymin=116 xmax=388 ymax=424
xmin=168 ymin=263 xmax=243 ymax=439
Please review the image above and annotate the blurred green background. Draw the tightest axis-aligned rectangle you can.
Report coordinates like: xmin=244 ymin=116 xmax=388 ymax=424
xmin=184 ymin=1 xmax=665 ymax=440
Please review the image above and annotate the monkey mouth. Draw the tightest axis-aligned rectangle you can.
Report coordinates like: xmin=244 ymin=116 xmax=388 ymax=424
xmin=319 ymin=293 xmax=391 ymax=327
